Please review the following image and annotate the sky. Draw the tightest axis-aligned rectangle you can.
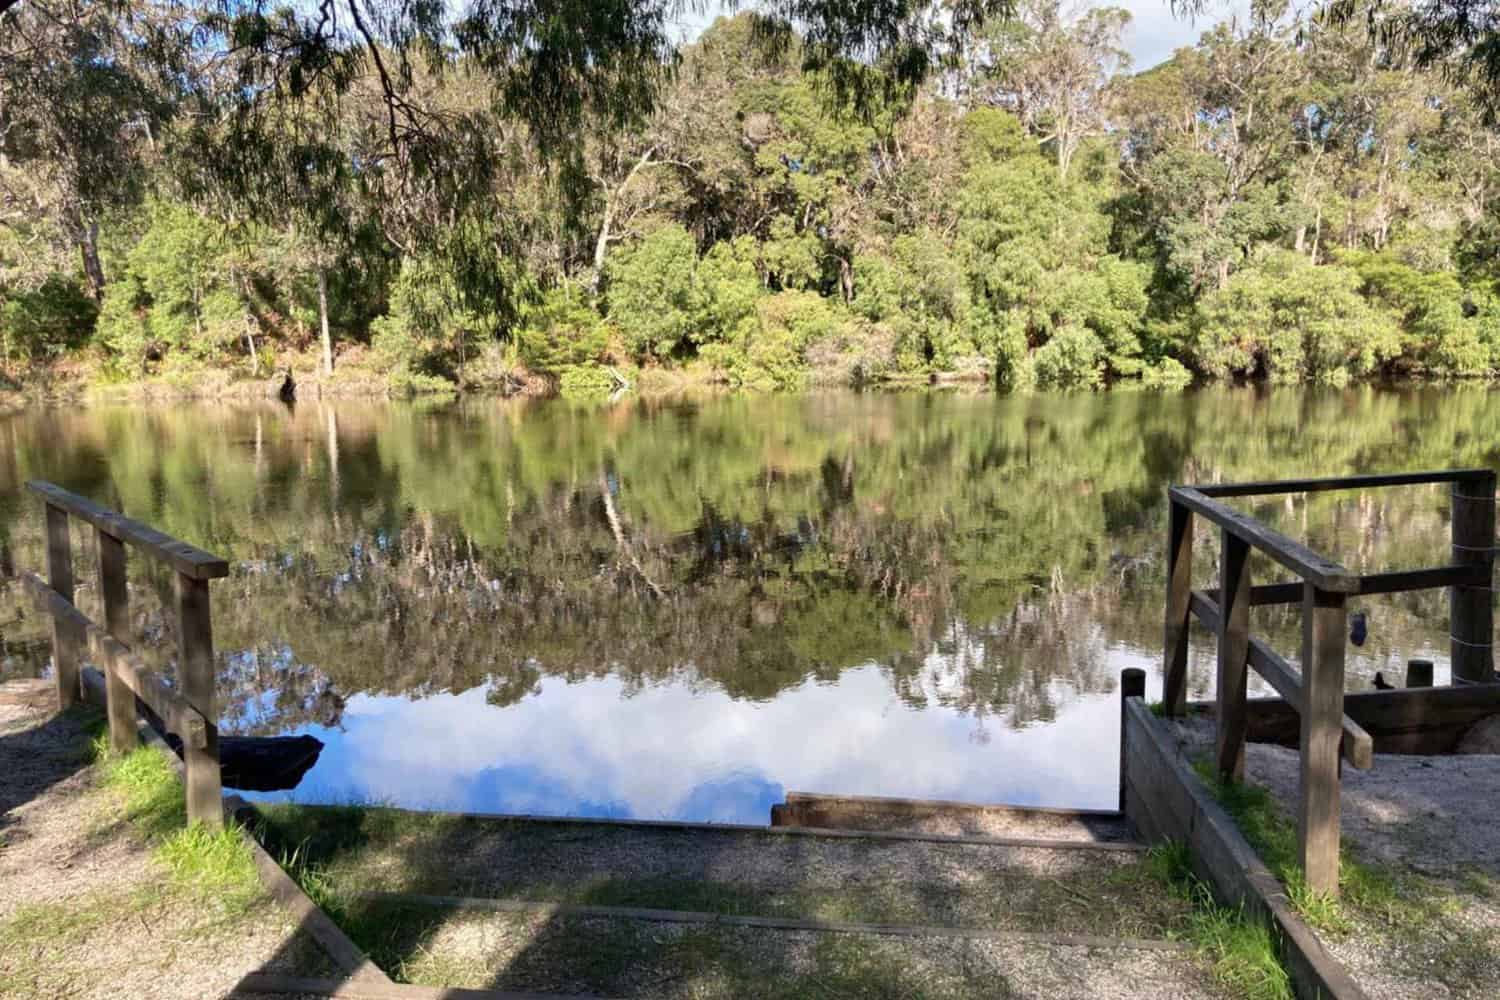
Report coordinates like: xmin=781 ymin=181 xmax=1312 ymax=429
xmin=672 ymin=1 xmax=1254 ymax=72
xmin=1117 ymin=0 xmax=1251 ymax=69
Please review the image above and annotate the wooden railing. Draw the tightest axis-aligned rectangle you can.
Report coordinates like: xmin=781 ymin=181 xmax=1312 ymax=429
xmin=21 ymin=481 xmax=229 ymax=828
xmin=1162 ymin=469 xmax=1496 ymax=895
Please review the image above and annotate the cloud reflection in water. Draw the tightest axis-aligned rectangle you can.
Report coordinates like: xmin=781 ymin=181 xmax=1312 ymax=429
xmin=246 ymin=653 xmax=1160 ymax=823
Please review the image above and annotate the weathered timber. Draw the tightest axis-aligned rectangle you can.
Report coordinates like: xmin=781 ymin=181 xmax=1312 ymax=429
xmin=770 ymin=791 xmax=1134 ymax=842
xmin=1120 ymin=693 xmax=1370 ymax=1000
xmin=1163 ymin=501 xmax=1192 ymax=716
xmin=81 ymin=665 xmax=320 ymax=791
xmin=1195 ymin=469 xmax=1489 ymax=498
xmin=1450 ymin=473 xmax=1496 ymax=684
xmin=1121 ymin=667 xmax=1146 ymax=813
xmin=354 ymin=890 xmax=1189 ymax=948
xmin=44 ymin=503 xmax=79 ymax=709
xmin=25 ymin=481 xmax=229 ymax=580
xmin=174 ymin=571 xmax=222 ymax=828
xmin=1249 ymin=565 xmax=1487 ymax=606
xmin=1189 ymin=589 xmax=1373 ymax=769
xmin=20 ymin=573 xmax=208 ymax=748
xmin=233 ymin=973 xmax=617 ymax=1000
xmin=1223 ymin=683 xmax=1500 ymax=756
xmin=1170 ymin=486 xmax=1358 ymax=592
xmin=1406 ymin=659 xmax=1434 ymax=688
xmin=1217 ymin=529 xmax=1252 ymax=781
xmin=170 ymin=732 xmax=322 ymax=792
xmin=96 ymin=529 xmax=136 ymax=755
xmin=1299 ymin=584 xmax=1346 ymax=896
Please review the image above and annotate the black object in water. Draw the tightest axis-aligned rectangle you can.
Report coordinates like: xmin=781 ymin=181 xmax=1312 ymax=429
xmin=1350 ymin=610 xmax=1368 ymax=647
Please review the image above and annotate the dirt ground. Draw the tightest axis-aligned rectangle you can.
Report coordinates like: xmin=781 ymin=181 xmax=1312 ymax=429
xmin=0 ymin=692 xmax=341 ymax=1000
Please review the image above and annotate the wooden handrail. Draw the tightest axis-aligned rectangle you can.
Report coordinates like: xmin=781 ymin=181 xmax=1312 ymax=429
xmin=25 ymin=481 xmax=229 ymax=580
xmin=1169 ymin=486 xmax=1358 ymax=592
xmin=1189 ymin=590 xmax=1373 ymax=769
xmin=21 ymin=573 xmax=208 ymax=749
xmin=1246 ymin=565 xmax=1487 ymax=607
xmin=1193 ymin=469 xmax=1492 ymax=498
xmin=1164 ymin=469 xmax=1497 ymax=896
xmin=26 ymin=481 xmax=226 ymax=828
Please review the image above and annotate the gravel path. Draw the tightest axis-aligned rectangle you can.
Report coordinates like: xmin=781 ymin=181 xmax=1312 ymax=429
xmin=255 ymin=806 xmax=1192 ymax=939
xmin=1172 ymin=717 xmax=1500 ymax=999
xmin=362 ymin=905 xmax=1230 ymax=999
xmin=0 ymin=692 xmax=341 ymax=999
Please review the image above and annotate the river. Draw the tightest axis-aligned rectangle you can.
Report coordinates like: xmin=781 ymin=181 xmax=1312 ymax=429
xmin=0 ymin=385 xmax=1493 ymax=821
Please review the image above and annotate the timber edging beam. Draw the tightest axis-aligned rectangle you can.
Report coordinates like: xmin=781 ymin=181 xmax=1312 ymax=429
xmin=1120 ymin=694 xmax=1372 ymax=1000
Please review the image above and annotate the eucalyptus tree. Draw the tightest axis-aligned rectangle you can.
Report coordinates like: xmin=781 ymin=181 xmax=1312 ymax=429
xmin=0 ymin=0 xmax=185 ymax=300
xmin=969 ymin=0 xmax=1132 ymax=180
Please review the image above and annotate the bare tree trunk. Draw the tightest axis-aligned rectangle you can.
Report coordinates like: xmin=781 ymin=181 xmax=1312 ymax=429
xmin=317 ymin=267 xmax=333 ymax=375
xmin=591 ymin=147 xmax=656 ymax=295
xmin=78 ymin=218 xmax=106 ymax=301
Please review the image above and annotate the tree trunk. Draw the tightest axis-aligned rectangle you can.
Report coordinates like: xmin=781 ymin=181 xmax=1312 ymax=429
xmin=317 ymin=267 xmax=333 ymax=375
xmin=78 ymin=218 xmax=106 ymax=301
xmin=591 ymin=147 xmax=656 ymax=295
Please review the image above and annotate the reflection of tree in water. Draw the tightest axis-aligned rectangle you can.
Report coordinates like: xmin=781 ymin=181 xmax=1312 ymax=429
xmin=0 ymin=386 xmax=1495 ymax=733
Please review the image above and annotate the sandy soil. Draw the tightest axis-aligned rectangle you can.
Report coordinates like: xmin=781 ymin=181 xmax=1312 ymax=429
xmin=0 ymin=693 xmax=342 ymax=999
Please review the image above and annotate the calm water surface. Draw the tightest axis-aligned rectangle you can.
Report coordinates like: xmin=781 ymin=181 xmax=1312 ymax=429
xmin=1 ymin=386 xmax=1494 ymax=821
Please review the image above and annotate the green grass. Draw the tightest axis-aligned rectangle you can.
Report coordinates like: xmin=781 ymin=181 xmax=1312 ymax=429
xmin=94 ymin=743 xmax=264 ymax=915
xmin=1143 ymin=841 xmax=1293 ymax=1000
xmin=1188 ymin=756 xmax=1500 ymax=993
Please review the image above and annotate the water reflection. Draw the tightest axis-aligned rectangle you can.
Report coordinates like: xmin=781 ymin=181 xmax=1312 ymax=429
xmin=0 ymin=387 xmax=1494 ymax=818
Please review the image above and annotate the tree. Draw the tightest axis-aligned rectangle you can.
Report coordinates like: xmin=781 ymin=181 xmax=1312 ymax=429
xmin=970 ymin=0 xmax=1132 ymax=180
xmin=0 ymin=0 xmax=181 ymax=299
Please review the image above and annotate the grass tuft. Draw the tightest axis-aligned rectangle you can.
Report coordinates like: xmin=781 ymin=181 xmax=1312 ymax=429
xmin=156 ymin=823 xmax=263 ymax=914
xmin=1144 ymin=842 xmax=1293 ymax=1000
xmin=99 ymin=744 xmax=187 ymax=838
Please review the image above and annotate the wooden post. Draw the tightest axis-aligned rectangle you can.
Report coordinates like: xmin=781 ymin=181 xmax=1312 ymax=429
xmin=1451 ymin=472 xmax=1496 ymax=685
xmin=97 ymin=529 xmax=136 ymax=755
xmin=1162 ymin=500 xmax=1193 ymax=716
xmin=1217 ymin=530 xmax=1251 ymax=783
xmin=174 ymin=572 xmax=222 ymax=828
xmin=1119 ymin=668 xmax=1146 ymax=813
xmin=44 ymin=503 xmax=79 ymax=709
xmin=1300 ymin=583 xmax=1347 ymax=897
xmin=1406 ymin=658 xmax=1434 ymax=688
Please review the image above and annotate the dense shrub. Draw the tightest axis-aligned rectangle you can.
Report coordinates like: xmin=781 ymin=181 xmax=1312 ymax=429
xmin=1192 ymin=252 xmax=1402 ymax=383
xmin=606 ymin=225 xmax=702 ymax=359
xmin=0 ymin=275 xmax=96 ymax=362
xmin=515 ymin=285 xmax=607 ymax=372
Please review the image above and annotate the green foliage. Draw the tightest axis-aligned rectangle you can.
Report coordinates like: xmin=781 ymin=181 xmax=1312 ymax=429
xmin=1192 ymin=253 xmax=1402 ymax=383
xmin=0 ymin=275 xmax=97 ymax=362
xmin=7 ymin=7 xmax=1500 ymax=393
xmin=558 ymin=363 xmax=618 ymax=398
xmin=606 ymin=225 xmax=703 ymax=359
xmin=516 ymin=285 xmax=606 ymax=372
xmin=372 ymin=255 xmax=500 ymax=384
xmin=1350 ymin=251 xmax=1498 ymax=377
xmin=96 ymin=203 xmax=246 ymax=364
